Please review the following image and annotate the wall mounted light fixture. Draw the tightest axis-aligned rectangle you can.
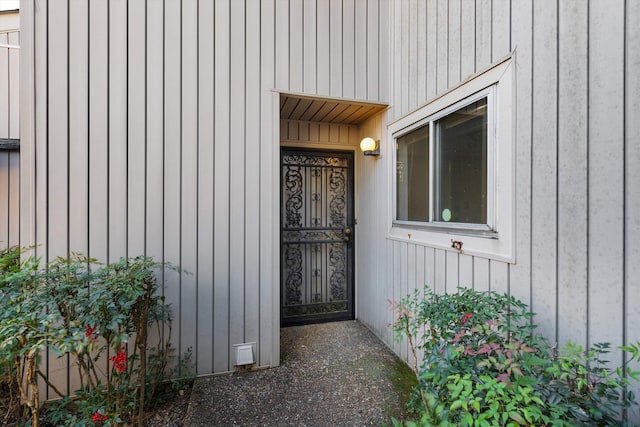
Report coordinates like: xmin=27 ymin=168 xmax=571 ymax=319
xmin=360 ymin=137 xmax=380 ymax=156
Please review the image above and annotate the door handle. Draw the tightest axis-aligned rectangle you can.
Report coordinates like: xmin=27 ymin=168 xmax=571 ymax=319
xmin=343 ymin=227 xmax=352 ymax=242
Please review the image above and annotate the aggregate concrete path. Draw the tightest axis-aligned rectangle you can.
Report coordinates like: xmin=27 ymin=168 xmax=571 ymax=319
xmin=184 ymin=320 xmax=417 ymax=426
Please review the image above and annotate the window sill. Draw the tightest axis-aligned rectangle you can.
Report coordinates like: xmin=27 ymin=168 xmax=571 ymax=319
xmin=388 ymin=224 xmax=514 ymax=264
xmin=392 ymin=220 xmax=498 ymax=238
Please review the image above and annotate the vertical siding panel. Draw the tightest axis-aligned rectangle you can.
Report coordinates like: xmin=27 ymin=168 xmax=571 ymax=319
xmin=47 ymin=0 xmax=69 ymax=397
xmin=445 ymin=251 xmax=458 ymax=293
xmin=448 ymin=0 xmax=461 ymax=87
xmin=473 ymin=257 xmax=489 ymax=292
xmin=109 ymin=0 xmax=127 ymax=261
xmin=288 ymin=120 xmax=298 ymax=140
xmin=298 ymin=121 xmax=309 ymax=141
xmin=0 ymin=153 xmax=7 ymax=247
xmin=316 ymin=0 xmax=330 ymax=95
xmin=0 ymin=35 xmax=8 ymax=138
xmin=35 ymin=0 xmax=48 ymax=262
xmin=424 ymin=247 xmax=435 ymax=288
xmin=385 ymin=238 xmax=393 ymax=345
xmin=20 ymin=0 xmax=34 ymax=256
xmin=354 ymin=0 xmax=366 ymax=99
xmin=588 ymin=0 xmax=624 ymax=351
xmin=379 ymin=0 xmax=390 ymax=101
xmin=436 ymin=0 xmax=447 ymax=94
xmin=392 ymin=240 xmax=401 ymax=353
xmin=260 ymin=0 xmax=276 ymax=366
xmin=8 ymin=32 xmax=18 ymax=139
xmin=7 ymin=152 xmax=17 ymax=246
xmin=508 ymin=0 xmax=532 ymax=309
xmin=368 ymin=0 xmax=381 ymax=101
xmin=163 ymin=0 xmax=182 ymax=368
xmin=400 ymin=242 xmax=409 ymax=361
xmin=329 ymin=0 xmax=342 ymax=96
xmin=146 ymin=0 xmax=164 ymax=265
xmin=530 ymin=1 xmax=558 ymax=342
xmin=391 ymin=0 xmax=401 ymax=118
xmin=88 ymin=0 xmax=108 ymax=264
xmin=308 ymin=122 xmax=319 ymax=141
xmin=48 ymin=1 xmax=68 ymax=258
xmin=475 ymin=0 xmax=491 ymax=71
xmin=127 ymin=0 xmax=146 ymax=257
xmin=491 ymin=0 xmax=510 ymax=61
xmin=416 ymin=245 xmax=425 ymax=290
xmin=408 ymin=0 xmax=418 ymax=110
xmin=66 ymin=0 xmax=88 ymax=385
xmin=399 ymin=0 xmax=408 ymax=112
xmin=415 ymin=244 xmax=426 ymax=361
xmin=213 ymin=0 xmax=230 ymax=371
xmin=342 ymin=0 xmax=355 ymax=99
xmin=289 ymin=0 xmax=303 ymax=92
xmin=425 ymin=0 xmax=437 ymax=100
xmin=460 ymin=0 xmax=474 ymax=79
xmin=127 ymin=1 xmax=147 ymax=256
xmin=490 ymin=260 xmax=508 ymax=295
xmin=459 ymin=254 xmax=473 ymax=289
xmin=627 ymin=2 xmax=640 ymax=415
xmin=557 ymin=0 xmax=588 ymax=347
xmin=275 ymin=0 xmax=289 ymax=90
xmin=245 ymin=0 xmax=262 ymax=358
xmin=339 ymin=125 xmax=349 ymax=144
xmin=416 ymin=0 xmax=427 ymax=105
xmin=303 ymin=0 xmax=317 ymax=94
xmin=181 ymin=0 xmax=199 ymax=368
xmin=68 ymin=0 xmax=88 ymax=257
xmin=196 ymin=0 xmax=215 ymax=374
xmin=329 ymin=124 xmax=339 ymax=142
xmin=434 ymin=248 xmax=445 ymax=294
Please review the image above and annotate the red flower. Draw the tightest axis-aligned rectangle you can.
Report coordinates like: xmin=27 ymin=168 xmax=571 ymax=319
xmin=460 ymin=313 xmax=473 ymax=326
xmin=110 ymin=349 xmax=127 ymax=373
xmin=92 ymin=411 xmax=108 ymax=422
xmin=85 ymin=325 xmax=97 ymax=338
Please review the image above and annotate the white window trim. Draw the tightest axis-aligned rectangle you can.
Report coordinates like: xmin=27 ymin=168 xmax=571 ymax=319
xmin=387 ymin=56 xmax=515 ymax=263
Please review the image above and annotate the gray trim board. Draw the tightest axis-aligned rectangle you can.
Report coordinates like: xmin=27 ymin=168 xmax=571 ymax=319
xmin=0 ymin=138 xmax=18 ymax=150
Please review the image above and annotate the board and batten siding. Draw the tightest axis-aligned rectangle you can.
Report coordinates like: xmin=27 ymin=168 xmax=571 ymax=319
xmin=19 ymin=0 xmax=389 ymax=396
xmin=355 ymin=2 xmax=640 ymax=421
xmin=0 ymin=149 xmax=18 ymax=249
xmin=0 ymin=12 xmax=19 ymax=251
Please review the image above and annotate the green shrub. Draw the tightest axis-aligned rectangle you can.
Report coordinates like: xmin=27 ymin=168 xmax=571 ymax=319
xmin=390 ymin=286 xmax=640 ymax=426
xmin=0 ymin=251 xmax=181 ymax=427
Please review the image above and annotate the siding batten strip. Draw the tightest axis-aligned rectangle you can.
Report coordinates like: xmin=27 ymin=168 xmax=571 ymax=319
xmin=625 ymin=2 xmax=640 ymax=417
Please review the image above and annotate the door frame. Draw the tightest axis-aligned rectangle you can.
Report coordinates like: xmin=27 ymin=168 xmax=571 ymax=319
xmin=279 ymin=147 xmax=356 ymax=327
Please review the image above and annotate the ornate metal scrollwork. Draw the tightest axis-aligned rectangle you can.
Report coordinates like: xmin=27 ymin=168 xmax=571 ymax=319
xmin=284 ymin=245 xmax=303 ymax=305
xmin=282 ymin=230 xmax=343 ymax=243
xmin=283 ymin=155 xmax=348 ymax=168
xmin=329 ymin=243 xmax=346 ymax=301
xmin=284 ymin=167 xmax=303 ymax=227
xmin=329 ymin=169 xmax=346 ymax=226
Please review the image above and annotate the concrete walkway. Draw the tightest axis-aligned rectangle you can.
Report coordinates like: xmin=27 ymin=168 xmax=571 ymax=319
xmin=184 ymin=321 xmax=417 ymax=426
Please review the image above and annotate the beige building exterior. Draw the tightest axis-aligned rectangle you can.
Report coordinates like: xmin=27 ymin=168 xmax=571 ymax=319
xmin=4 ymin=0 xmax=639 ymax=420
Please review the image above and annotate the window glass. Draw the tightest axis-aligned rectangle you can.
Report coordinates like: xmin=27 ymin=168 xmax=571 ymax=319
xmin=396 ymin=125 xmax=429 ymax=222
xmin=434 ymin=98 xmax=487 ymax=224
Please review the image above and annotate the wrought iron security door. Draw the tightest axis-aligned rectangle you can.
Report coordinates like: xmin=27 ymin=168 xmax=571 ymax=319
xmin=281 ymin=149 xmax=354 ymax=326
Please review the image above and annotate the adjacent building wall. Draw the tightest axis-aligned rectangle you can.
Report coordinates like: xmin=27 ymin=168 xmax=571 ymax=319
xmin=356 ymin=2 xmax=640 ymax=420
xmin=19 ymin=0 xmax=389 ymax=397
xmin=0 ymin=149 xmax=18 ymax=249
xmin=18 ymin=0 xmax=640 ymax=419
xmin=0 ymin=10 xmax=19 ymax=250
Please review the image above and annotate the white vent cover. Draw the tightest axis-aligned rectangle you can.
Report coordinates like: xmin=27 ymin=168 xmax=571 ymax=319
xmin=234 ymin=342 xmax=256 ymax=366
